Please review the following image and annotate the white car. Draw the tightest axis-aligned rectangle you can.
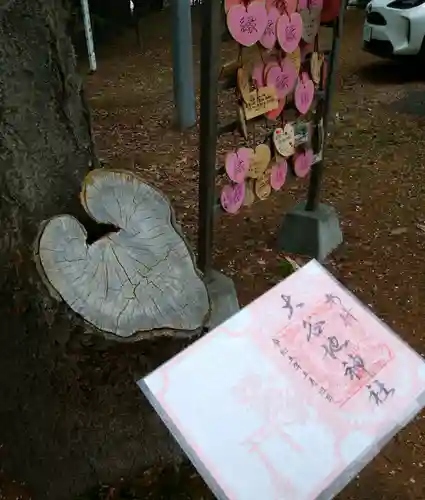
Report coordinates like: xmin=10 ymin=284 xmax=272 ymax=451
xmin=363 ymin=0 xmax=425 ymax=59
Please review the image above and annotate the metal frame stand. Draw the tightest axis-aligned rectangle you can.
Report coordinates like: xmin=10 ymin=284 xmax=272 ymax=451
xmin=306 ymin=5 xmax=346 ymax=211
xmin=277 ymin=2 xmax=347 ymax=261
xmin=197 ymin=0 xmax=239 ymax=329
xmin=196 ymin=1 xmax=347 ymax=321
xmin=197 ymin=0 xmax=221 ymax=279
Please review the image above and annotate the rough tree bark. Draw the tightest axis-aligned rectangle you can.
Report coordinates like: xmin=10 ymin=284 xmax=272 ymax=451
xmin=0 ymin=1 xmax=181 ymax=498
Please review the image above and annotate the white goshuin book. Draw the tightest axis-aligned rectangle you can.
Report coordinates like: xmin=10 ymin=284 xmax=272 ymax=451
xmin=138 ymin=260 xmax=425 ymax=500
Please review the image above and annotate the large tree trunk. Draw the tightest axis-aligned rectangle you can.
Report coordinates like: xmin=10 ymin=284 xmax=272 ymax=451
xmin=0 ymin=1 xmax=180 ymax=498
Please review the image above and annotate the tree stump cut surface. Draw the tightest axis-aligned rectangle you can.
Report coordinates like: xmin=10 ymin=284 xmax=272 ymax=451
xmin=37 ymin=169 xmax=209 ymax=338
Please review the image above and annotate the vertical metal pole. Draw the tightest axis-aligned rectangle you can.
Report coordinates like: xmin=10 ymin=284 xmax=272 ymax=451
xmin=305 ymin=2 xmax=347 ymax=211
xmin=171 ymin=0 xmax=196 ymax=129
xmin=80 ymin=0 xmax=97 ymax=73
xmin=196 ymin=0 xmax=221 ymax=278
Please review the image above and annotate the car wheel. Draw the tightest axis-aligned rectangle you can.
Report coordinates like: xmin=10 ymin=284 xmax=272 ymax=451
xmin=418 ymin=37 xmax=425 ymax=66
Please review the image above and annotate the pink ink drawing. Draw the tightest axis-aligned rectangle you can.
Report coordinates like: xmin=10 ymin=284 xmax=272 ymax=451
xmin=225 ymin=148 xmax=251 ymax=183
xmin=260 ymin=7 xmax=280 ymax=49
xmin=221 ymin=182 xmax=245 ymax=214
xmin=227 ymin=3 xmax=268 ymax=46
xmin=276 ymin=12 xmax=302 ymax=53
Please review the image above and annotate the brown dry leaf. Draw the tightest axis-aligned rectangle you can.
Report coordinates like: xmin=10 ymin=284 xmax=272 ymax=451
xmin=390 ymin=227 xmax=408 ymax=236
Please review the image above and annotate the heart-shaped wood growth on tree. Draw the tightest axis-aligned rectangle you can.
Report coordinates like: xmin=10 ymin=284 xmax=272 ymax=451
xmin=35 ymin=169 xmax=210 ymax=339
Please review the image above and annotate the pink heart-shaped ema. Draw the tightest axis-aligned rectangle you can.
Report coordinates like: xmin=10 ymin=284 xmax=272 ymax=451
xmin=300 ymin=8 xmax=320 ymax=44
xmin=266 ymin=58 xmax=297 ymax=99
xmin=264 ymin=60 xmax=279 ymax=79
xmin=293 ymin=149 xmax=313 ymax=178
xmin=260 ymin=7 xmax=280 ymax=49
xmin=225 ymin=0 xmax=266 ymax=13
xmin=225 ymin=0 xmax=242 ymax=12
xmin=225 ymin=148 xmax=251 ymax=183
xmin=270 ymin=160 xmax=288 ymax=190
xmin=294 ymin=73 xmax=314 ymax=114
xmin=227 ymin=3 xmax=268 ymax=47
xmin=277 ymin=13 xmax=303 ymax=53
xmin=310 ymin=0 xmax=324 ymax=9
xmin=266 ymin=98 xmax=285 ymax=120
xmin=221 ymin=183 xmax=245 ymax=214
xmin=252 ymin=62 xmax=265 ymax=87
xmin=266 ymin=0 xmax=297 ymax=14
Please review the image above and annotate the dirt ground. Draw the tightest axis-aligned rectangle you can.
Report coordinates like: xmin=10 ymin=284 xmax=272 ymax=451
xmin=79 ymin=9 xmax=425 ymax=499
xmin=82 ymin=8 xmax=425 ymax=500
xmin=4 ymin=7 xmax=425 ymax=500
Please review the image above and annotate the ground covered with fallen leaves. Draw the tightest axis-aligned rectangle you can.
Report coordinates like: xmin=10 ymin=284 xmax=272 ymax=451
xmin=76 ymin=7 xmax=425 ymax=500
